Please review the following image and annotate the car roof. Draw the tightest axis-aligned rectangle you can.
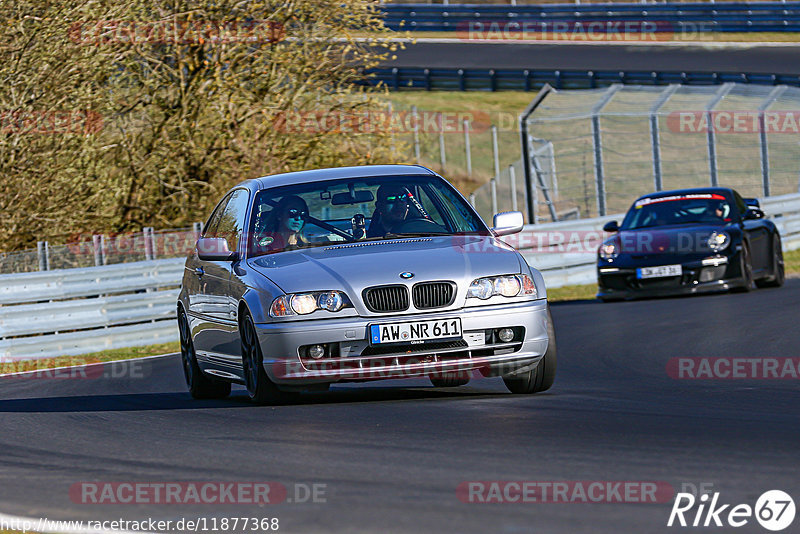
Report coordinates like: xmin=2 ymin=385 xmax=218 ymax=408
xmin=233 ymin=165 xmax=438 ymax=191
xmin=634 ymin=187 xmax=735 ymax=203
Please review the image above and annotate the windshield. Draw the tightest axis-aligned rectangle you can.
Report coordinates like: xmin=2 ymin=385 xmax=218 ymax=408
xmin=621 ymin=193 xmax=734 ymax=230
xmin=246 ymin=174 xmax=489 ymax=257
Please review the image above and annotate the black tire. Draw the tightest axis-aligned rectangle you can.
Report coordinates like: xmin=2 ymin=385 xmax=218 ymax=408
xmin=731 ymin=243 xmax=754 ymax=293
xmin=240 ymin=311 xmax=286 ymax=405
xmin=756 ymin=235 xmax=785 ymax=288
xmin=430 ymin=372 xmax=470 ymax=388
xmin=178 ymin=308 xmax=231 ymax=399
xmin=503 ymin=308 xmax=557 ymax=394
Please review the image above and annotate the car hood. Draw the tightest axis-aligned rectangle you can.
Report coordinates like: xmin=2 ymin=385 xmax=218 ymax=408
xmin=249 ymin=235 xmax=523 ymax=295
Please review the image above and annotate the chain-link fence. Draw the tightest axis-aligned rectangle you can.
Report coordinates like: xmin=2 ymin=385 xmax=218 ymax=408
xmin=517 ymin=83 xmax=800 ymax=223
xmin=0 ymin=226 xmax=201 ymax=275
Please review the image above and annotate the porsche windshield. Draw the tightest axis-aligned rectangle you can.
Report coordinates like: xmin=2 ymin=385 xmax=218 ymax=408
xmin=247 ymin=175 xmax=489 ymax=257
xmin=622 ymin=193 xmax=734 ymax=230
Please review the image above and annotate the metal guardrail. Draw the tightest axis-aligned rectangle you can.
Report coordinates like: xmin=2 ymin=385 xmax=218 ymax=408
xmin=0 ymin=259 xmax=184 ymax=361
xmin=520 ymin=192 xmax=800 ymax=288
xmin=365 ymin=67 xmax=800 ymax=91
xmin=382 ymin=2 xmax=800 ymax=32
xmin=3 ymin=194 xmax=799 ymax=360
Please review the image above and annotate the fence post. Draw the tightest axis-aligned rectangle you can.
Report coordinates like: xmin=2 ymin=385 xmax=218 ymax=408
xmin=143 ymin=227 xmax=154 ymax=261
xmin=705 ymin=83 xmax=734 ymax=187
xmin=491 ymin=125 xmax=500 ymax=182
xmin=590 ymin=84 xmax=622 ymax=217
xmin=509 ymin=164 xmax=518 ymax=212
xmin=464 ymin=119 xmax=472 ymax=177
xmin=649 ymin=85 xmax=679 ymax=192
xmin=758 ymin=86 xmax=787 ymax=197
xmin=439 ymin=129 xmax=446 ymax=172
xmin=469 ymin=193 xmax=476 ymax=208
xmin=92 ymin=235 xmax=103 ymax=266
xmin=491 ymin=179 xmax=498 ymax=215
xmin=412 ymin=106 xmax=420 ymax=164
xmin=192 ymin=222 xmax=203 ymax=241
xmin=37 ymin=241 xmax=48 ymax=271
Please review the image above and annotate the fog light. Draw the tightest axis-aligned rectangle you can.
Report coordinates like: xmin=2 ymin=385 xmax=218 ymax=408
xmin=497 ymin=328 xmax=514 ymax=343
xmin=308 ymin=344 xmax=325 ymax=359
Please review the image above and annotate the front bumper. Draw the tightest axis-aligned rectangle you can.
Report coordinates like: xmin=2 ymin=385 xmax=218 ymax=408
xmin=255 ymin=299 xmax=550 ymax=384
xmin=597 ymin=252 xmax=744 ymax=300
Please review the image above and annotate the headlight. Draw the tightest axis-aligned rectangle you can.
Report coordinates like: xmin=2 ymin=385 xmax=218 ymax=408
xmin=468 ymin=274 xmax=537 ymax=300
xmin=599 ymin=239 xmax=619 ymax=260
xmin=707 ymin=231 xmax=730 ymax=252
xmin=270 ymin=291 xmax=350 ymax=317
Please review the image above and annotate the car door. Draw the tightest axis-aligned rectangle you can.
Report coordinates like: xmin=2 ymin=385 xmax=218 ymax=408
xmin=734 ymin=191 xmax=769 ymax=274
xmin=197 ymin=188 xmax=251 ymax=374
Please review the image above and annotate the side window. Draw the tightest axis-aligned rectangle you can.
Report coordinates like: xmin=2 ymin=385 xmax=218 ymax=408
xmin=203 ymin=194 xmax=232 ymax=237
xmin=733 ymin=192 xmax=747 ymax=218
xmin=214 ymin=189 xmax=250 ymax=252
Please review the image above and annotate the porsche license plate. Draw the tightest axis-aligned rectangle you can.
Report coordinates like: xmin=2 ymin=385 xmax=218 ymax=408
xmin=369 ymin=318 xmax=462 ymax=345
xmin=637 ymin=264 xmax=682 ymax=279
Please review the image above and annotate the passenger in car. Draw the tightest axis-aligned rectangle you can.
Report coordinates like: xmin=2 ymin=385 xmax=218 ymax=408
xmin=254 ymin=195 xmax=310 ymax=252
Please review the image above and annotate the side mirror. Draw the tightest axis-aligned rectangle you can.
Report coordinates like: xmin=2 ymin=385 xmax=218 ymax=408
xmin=491 ymin=211 xmax=524 ymax=236
xmin=603 ymin=220 xmax=620 ymax=233
xmin=197 ymin=237 xmax=238 ymax=261
xmin=743 ymin=198 xmax=761 ymax=209
xmin=743 ymin=208 xmax=765 ymax=220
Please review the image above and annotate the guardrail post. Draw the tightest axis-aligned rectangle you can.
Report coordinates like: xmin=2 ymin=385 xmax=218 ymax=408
xmin=192 ymin=222 xmax=203 ymax=241
xmin=464 ymin=119 xmax=472 ymax=177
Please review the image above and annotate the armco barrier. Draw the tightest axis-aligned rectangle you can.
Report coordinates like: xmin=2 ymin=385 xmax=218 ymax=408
xmin=365 ymin=67 xmax=800 ymax=91
xmin=0 ymin=259 xmax=184 ymax=361
xmin=2 ymin=194 xmax=798 ymax=360
xmin=382 ymin=2 xmax=800 ymax=33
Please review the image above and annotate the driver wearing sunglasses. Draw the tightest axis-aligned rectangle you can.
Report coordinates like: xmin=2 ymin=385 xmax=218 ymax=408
xmin=253 ymin=195 xmax=309 ymax=253
xmin=366 ymin=184 xmax=412 ymax=238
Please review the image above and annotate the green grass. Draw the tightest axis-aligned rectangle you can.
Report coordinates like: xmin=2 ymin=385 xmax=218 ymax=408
xmin=785 ymin=247 xmax=800 ymax=275
xmin=0 ymin=341 xmax=179 ymax=375
xmin=547 ymin=283 xmax=597 ymax=302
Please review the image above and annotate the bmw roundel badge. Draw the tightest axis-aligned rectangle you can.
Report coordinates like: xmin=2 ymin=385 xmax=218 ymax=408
xmin=399 ymin=272 xmax=414 ymax=279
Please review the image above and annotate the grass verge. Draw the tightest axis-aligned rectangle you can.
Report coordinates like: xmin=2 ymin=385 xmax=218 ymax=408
xmin=0 ymin=341 xmax=179 ymax=375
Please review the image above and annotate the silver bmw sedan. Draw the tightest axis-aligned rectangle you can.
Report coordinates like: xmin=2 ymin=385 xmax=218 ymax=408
xmin=177 ymin=165 xmax=556 ymax=404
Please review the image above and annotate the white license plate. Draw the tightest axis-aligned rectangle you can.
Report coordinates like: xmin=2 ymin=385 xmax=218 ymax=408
xmin=369 ymin=318 xmax=462 ymax=345
xmin=637 ymin=264 xmax=682 ymax=279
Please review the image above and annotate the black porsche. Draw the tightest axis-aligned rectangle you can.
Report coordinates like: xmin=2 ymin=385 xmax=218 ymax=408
xmin=596 ymin=187 xmax=785 ymax=301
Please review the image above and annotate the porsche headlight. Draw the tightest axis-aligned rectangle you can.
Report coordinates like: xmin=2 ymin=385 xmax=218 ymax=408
xmin=599 ymin=239 xmax=619 ymax=260
xmin=707 ymin=231 xmax=730 ymax=253
xmin=468 ymin=274 xmax=537 ymax=300
xmin=270 ymin=291 xmax=350 ymax=317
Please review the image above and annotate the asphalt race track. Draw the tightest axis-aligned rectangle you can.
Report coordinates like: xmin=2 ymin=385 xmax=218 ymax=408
xmin=1 ymin=281 xmax=799 ymax=533
xmin=382 ymin=40 xmax=800 ymax=76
